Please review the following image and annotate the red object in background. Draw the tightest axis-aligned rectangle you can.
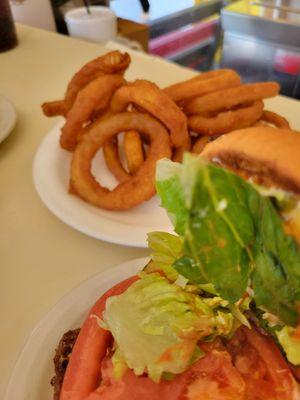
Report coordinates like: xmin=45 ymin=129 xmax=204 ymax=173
xmin=274 ymin=50 xmax=300 ymax=76
xmin=149 ymin=19 xmax=217 ymax=58
xmin=0 ymin=0 xmax=18 ymax=52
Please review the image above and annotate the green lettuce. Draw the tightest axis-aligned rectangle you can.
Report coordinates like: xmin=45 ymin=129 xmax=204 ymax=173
xmin=156 ymin=155 xmax=300 ymax=326
xmin=145 ymin=231 xmax=183 ymax=281
xmin=276 ymin=326 xmax=300 ymax=365
xmin=102 ymin=272 xmax=237 ymax=382
xmin=156 ymin=161 xmax=188 ymax=234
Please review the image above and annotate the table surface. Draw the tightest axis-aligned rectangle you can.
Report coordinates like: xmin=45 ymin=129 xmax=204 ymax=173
xmin=1 ymin=23 xmax=300 ymax=399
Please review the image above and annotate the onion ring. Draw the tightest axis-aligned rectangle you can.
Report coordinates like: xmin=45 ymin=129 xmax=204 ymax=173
xmin=41 ymin=100 xmax=66 ymax=117
xmin=71 ymin=112 xmax=172 ymax=210
xmin=60 ymin=74 xmax=125 ymax=151
xmin=192 ymin=136 xmax=210 ymax=154
xmin=42 ymin=51 xmax=130 ymax=117
xmin=184 ymin=82 xmax=279 ymax=115
xmin=163 ymin=69 xmax=241 ymax=104
xmin=103 ymin=130 xmax=145 ymax=180
xmin=172 ymin=135 xmax=191 ymax=162
xmin=259 ymin=110 xmax=291 ymax=129
xmin=188 ymin=100 xmax=264 ymax=136
xmin=110 ymin=80 xmax=189 ymax=150
xmin=65 ymin=51 xmax=130 ymax=111
xmin=124 ymin=130 xmax=144 ymax=174
xmin=103 ymin=137 xmax=130 ymax=183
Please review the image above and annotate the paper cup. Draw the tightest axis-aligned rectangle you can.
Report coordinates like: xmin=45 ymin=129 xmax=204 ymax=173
xmin=65 ymin=6 xmax=117 ymax=43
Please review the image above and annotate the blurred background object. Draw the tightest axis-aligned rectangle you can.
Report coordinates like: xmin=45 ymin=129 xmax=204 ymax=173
xmin=52 ymin=0 xmax=222 ymax=71
xmin=220 ymin=0 xmax=300 ymax=98
xmin=0 ymin=0 xmax=18 ymax=52
xmin=11 ymin=0 xmax=56 ymax=31
xmin=12 ymin=0 xmax=299 ymax=98
xmin=110 ymin=0 xmax=223 ymax=71
xmin=52 ymin=0 xmax=109 ymax=33
xmin=64 ymin=5 xmax=117 ymax=42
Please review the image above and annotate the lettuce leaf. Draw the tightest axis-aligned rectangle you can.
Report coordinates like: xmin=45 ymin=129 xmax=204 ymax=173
xmin=145 ymin=231 xmax=183 ymax=281
xmin=156 ymin=155 xmax=300 ymax=326
xmin=156 ymin=161 xmax=187 ymax=235
xmin=276 ymin=326 xmax=300 ymax=365
xmin=103 ymin=272 xmax=237 ymax=382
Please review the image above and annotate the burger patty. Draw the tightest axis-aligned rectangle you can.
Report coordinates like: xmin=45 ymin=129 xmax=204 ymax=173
xmin=51 ymin=328 xmax=80 ymax=400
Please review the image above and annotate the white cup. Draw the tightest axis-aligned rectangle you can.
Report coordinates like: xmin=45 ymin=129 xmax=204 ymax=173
xmin=65 ymin=6 xmax=117 ymax=43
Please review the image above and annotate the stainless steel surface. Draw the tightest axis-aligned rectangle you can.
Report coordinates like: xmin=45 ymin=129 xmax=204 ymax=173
xmin=220 ymin=6 xmax=300 ymax=98
xmin=251 ymin=0 xmax=300 ymax=23
xmin=251 ymin=1 xmax=300 ymax=15
xmin=221 ymin=9 xmax=300 ymax=47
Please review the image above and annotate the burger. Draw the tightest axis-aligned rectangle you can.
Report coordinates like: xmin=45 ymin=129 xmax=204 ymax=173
xmin=52 ymin=126 xmax=300 ymax=400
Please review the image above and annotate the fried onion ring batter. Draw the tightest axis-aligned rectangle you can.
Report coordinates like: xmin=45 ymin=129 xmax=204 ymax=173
xmin=42 ymin=51 xmax=130 ymax=117
xmin=192 ymin=136 xmax=210 ymax=154
xmin=103 ymin=137 xmax=130 ymax=183
xmin=184 ymin=82 xmax=279 ymax=115
xmin=110 ymin=80 xmax=189 ymax=149
xmin=259 ymin=110 xmax=291 ymax=129
xmin=60 ymin=74 xmax=125 ymax=151
xmin=124 ymin=130 xmax=144 ymax=174
xmin=41 ymin=100 xmax=67 ymax=117
xmin=188 ymin=101 xmax=264 ymax=136
xmin=163 ymin=69 xmax=241 ymax=104
xmin=71 ymin=113 xmax=171 ymax=210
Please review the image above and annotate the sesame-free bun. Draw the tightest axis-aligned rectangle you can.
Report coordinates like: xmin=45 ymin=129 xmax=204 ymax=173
xmin=201 ymin=127 xmax=300 ymax=194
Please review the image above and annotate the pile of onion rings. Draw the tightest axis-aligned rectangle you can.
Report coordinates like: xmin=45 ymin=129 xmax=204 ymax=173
xmin=41 ymin=51 xmax=189 ymax=210
xmin=42 ymin=51 xmax=292 ymax=209
xmin=164 ymin=76 xmax=290 ymax=154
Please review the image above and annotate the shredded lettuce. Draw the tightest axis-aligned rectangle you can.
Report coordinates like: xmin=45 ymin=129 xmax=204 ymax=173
xmin=145 ymin=231 xmax=183 ymax=281
xmin=103 ymin=272 xmax=243 ymax=382
xmin=276 ymin=326 xmax=300 ymax=365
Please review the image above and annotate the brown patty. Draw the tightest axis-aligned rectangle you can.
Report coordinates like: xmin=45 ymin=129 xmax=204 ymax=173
xmin=51 ymin=328 xmax=80 ymax=400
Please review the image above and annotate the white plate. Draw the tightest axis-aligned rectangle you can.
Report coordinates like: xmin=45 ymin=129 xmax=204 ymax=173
xmin=0 ymin=95 xmax=16 ymax=143
xmin=33 ymin=122 xmax=173 ymax=248
xmin=4 ymin=257 xmax=148 ymax=400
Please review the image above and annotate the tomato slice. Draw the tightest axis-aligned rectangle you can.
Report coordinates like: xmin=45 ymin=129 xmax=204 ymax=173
xmin=290 ymin=365 xmax=300 ymax=382
xmin=89 ymin=340 xmax=246 ymax=400
xmin=226 ymin=326 xmax=299 ymax=400
xmin=60 ymin=276 xmax=138 ymax=400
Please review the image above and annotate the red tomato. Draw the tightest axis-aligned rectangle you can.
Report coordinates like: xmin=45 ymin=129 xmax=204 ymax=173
xmin=60 ymin=276 xmax=138 ymax=400
xmin=226 ymin=326 xmax=299 ymax=400
xmin=91 ymin=340 xmax=246 ymax=400
xmin=290 ymin=365 xmax=300 ymax=382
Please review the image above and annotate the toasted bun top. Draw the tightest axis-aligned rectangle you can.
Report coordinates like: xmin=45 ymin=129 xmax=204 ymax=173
xmin=201 ymin=127 xmax=300 ymax=194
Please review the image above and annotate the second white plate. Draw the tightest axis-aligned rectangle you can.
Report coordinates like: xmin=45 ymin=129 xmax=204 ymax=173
xmin=4 ymin=257 xmax=148 ymax=400
xmin=33 ymin=122 xmax=173 ymax=248
xmin=0 ymin=95 xmax=16 ymax=144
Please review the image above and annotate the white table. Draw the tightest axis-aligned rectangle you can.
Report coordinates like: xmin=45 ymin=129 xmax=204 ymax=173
xmin=1 ymin=23 xmax=299 ymax=399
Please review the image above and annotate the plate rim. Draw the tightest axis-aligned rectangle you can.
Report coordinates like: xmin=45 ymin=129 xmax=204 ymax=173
xmin=32 ymin=122 xmax=172 ymax=248
xmin=4 ymin=256 xmax=149 ymax=400
xmin=0 ymin=95 xmax=17 ymax=143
